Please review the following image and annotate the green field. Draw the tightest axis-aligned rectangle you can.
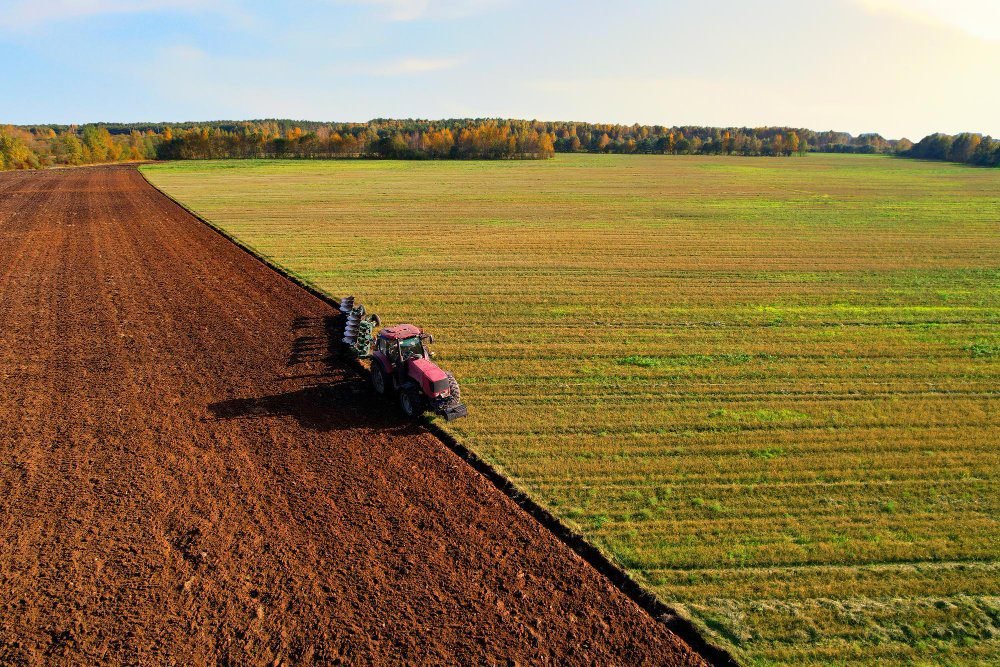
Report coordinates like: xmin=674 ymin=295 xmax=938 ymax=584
xmin=143 ymin=154 xmax=1000 ymax=665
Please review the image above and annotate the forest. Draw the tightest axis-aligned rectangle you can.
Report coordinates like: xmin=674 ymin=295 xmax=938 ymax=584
xmin=903 ymin=132 xmax=1000 ymax=167
xmin=0 ymin=117 xmax=931 ymax=171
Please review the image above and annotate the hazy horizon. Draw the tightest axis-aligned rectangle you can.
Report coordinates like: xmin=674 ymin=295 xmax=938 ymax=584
xmin=1 ymin=116 xmax=921 ymax=142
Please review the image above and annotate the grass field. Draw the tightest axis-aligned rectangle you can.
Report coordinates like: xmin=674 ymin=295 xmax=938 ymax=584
xmin=143 ymin=154 xmax=1000 ymax=665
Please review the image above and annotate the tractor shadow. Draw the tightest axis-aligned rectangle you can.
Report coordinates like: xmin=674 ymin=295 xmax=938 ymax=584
xmin=207 ymin=314 xmax=422 ymax=434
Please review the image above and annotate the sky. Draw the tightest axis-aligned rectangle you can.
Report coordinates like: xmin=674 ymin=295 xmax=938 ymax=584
xmin=1 ymin=0 xmax=998 ymax=139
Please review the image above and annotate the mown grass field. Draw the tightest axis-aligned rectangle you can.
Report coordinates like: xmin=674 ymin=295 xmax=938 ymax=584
xmin=143 ymin=154 xmax=1000 ymax=665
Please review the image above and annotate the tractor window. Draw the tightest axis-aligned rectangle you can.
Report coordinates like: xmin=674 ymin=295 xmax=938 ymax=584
xmin=398 ymin=337 xmax=424 ymax=360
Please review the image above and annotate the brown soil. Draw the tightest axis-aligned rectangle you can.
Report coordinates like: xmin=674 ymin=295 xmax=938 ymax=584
xmin=0 ymin=166 xmax=705 ymax=666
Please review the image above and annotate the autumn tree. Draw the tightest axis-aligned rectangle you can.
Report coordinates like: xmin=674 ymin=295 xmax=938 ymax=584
xmin=0 ymin=129 xmax=38 ymax=169
xmin=81 ymin=126 xmax=114 ymax=163
xmin=949 ymin=133 xmax=981 ymax=163
xmin=769 ymin=133 xmax=785 ymax=156
xmin=787 ymin=131 xmax=800 ymax=156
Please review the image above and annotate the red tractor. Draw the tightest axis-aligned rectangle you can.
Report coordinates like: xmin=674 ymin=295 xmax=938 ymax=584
xmin=368 ymin=324 xmax=468 ymax=421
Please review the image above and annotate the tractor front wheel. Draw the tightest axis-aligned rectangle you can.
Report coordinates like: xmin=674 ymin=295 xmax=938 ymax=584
xmin=445 ymin=372 xmax=461 ymax=403
xmin=399 ymin=388 xmax=425 ymax=419
xmin=371 ymin=362 xmax=390 ymax=395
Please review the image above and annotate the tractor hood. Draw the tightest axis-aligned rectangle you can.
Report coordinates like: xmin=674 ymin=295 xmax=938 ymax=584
xmin=409 ymin=357 xmax=448 ymax=383
xmin=408 ymin=357 xmax=451 ymax=397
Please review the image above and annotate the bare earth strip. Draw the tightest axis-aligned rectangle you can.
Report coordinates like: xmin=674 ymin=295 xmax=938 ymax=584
xmin=0 ymin=166 xmax=704 ymax=666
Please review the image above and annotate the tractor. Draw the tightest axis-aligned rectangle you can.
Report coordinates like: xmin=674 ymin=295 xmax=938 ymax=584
xmin=369 ymin=324 xmax=467 ymax=421
xmin=339 ymin=297 xmax=467 ymax=421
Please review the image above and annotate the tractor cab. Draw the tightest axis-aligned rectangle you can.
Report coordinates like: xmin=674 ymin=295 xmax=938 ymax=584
xmin=376 ymin=324 xmax=430 ymax=365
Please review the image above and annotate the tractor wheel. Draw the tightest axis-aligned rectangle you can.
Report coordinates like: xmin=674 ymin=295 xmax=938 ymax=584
xmin=399 ymin=388 xmax=425 ymax=418
xmin=370 ymin=362 xmax=390 ymax=395
xmin=446 ymin=372 xmax=461 ymax=403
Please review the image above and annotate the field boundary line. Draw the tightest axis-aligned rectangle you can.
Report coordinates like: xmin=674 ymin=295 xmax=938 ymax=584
xmin=137 ymin=164 xmax=739 ymax=667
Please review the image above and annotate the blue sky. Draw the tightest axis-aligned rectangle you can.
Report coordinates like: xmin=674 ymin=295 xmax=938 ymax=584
xmin=2 ymin=0 xmax=998 ymax=139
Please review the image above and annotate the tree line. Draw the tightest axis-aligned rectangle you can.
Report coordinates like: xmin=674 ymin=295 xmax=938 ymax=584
xmin=154 ymin=120 xmax=555 ymax=160
xmin=0 ymin=117 xmax=948 ymax=172
xmin=902 ymin=133 xmax=1000 ymax=167
xmin=110 ymin=119 xmax=905 ymax=159
xmin=0 ymin=125 xmax=156 ymax=170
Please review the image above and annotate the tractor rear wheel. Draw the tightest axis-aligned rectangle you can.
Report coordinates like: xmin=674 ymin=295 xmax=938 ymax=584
xmin=371 ymin=362 xmax=390 ymax=395
xmin=399 ymin=388 xmax=425 ymax=418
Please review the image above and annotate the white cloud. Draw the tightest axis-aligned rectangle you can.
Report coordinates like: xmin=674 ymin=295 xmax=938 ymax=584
xmin=159 ymin=43 xmax=209 ymax=61
xmin=341 ymin=0 xmax=503 ymax=21
xmin=0 ymin=0 xmax=259 ymax=32
xmin=853 ymin=0 xmax=1000 ymax=42
xmin=147 ymin=42 xmax=460 ymax=80
xmin=371 ymin=56 xmax=463 ymax=75
xmin=134 ymin=44 xmax=467 ymax=120
xmin=0 ymin=0 xmax=201 ymax=27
